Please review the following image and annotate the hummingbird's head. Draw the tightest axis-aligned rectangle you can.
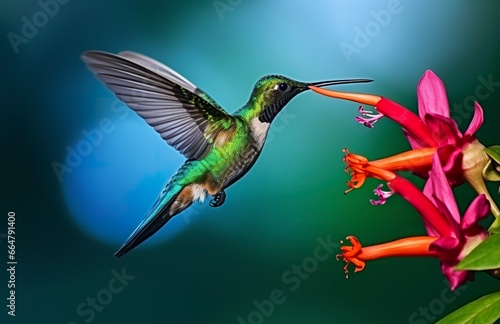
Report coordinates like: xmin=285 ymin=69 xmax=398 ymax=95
xmin=248 ymin=75 xmax=372 ymax=123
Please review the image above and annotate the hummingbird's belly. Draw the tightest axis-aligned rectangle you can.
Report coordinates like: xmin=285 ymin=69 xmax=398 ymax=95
xmin=219 ymin=144 xmax=261 ymax=189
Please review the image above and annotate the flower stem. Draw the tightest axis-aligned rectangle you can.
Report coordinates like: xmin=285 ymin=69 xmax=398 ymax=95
xmin=468 ymin=175 xmax=500 ymax=218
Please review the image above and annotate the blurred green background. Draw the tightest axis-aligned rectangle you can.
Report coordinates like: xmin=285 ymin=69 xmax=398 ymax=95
xmin=2 ymin=0 xmax=500 ymax=323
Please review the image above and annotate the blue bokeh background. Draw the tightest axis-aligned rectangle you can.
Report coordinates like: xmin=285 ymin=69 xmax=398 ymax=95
xmin=2 ymin=0 xmax=500 ymax=323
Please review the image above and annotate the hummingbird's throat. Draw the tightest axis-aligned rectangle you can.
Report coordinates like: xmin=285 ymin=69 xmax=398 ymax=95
xmin=259 ymin=104 xmax=282 ymax=123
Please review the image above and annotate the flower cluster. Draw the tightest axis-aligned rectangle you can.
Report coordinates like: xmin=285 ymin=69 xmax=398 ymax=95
xmin=311 ymin=70 xmax=499 ymax=289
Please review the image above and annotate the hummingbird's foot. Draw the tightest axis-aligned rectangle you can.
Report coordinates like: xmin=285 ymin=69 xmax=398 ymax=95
xmin=210 ymin=190 xmax=226 ymax=207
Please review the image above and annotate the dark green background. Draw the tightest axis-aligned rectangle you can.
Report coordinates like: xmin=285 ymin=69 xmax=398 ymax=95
xmin=2 ymin=0 xmax=500 ymax=323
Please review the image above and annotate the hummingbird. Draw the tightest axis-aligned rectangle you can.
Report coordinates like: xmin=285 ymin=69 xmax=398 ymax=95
xmin=81 ymin=50 xmax=371 ymax=257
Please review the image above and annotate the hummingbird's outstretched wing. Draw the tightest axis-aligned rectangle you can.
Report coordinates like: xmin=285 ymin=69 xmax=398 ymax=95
xmin=81 ymin=50 xmax=234 ymax=160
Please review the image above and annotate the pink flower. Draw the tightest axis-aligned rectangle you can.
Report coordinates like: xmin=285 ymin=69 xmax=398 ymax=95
xmin=407 ymin=70 xmax=485 ymax=187
xmin=423 ymin=153 xmax=490 ymax=288
xmin=310 ymin=70 xmax=499 ymax=217
xmin=338 ymin=153 xmax=490 ymax=289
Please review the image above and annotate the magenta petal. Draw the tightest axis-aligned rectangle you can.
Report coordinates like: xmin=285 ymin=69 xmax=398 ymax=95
xmin=424 ymin=113 xmax=462 ymax=146
xmin=403 ymin=128 xmax=426 ymax=150
xmin=429 ymin=153 xmax=461 ymax=224
xmin=422 ymin=180 xmax=440 ymax=237
xmin=417 ymin=70 xmax=451 ymax=118
xmin=440 ymin=261 xmax=472 ymax=290
xmin=437 ymin=145 xmax=464 ymax=187
xmin=464 ymin=101 xmax=484 ymax=136
xmin=434 ymin=198 xmax=463 ymax=235
xmin=461 ymin=194 xmax=490 ymax=231
xmin=429 ymin=236 xmax=460 ymax=252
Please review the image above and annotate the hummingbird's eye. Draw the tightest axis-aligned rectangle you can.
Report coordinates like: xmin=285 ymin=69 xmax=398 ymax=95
xmin=278 ymin=83 xmax=288 ymax=91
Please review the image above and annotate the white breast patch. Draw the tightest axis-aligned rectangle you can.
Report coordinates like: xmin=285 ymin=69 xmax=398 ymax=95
xmin=250 ymin=117 xmax=271 ymax=150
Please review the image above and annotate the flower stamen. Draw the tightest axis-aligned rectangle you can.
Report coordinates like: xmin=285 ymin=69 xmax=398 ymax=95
xmin=336 ymin=236 xmax=365 ymax=278
xmin=356 ymin=105 xmax=384 ymax=128
xmin=343 ymin=149 xmax=397 ymax=195
xmin=370 ymin=184 xmax=394 ymax=205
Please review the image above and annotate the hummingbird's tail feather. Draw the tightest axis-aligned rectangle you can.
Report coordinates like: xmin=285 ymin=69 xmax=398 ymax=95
xmin=114 ymin=184 xmax=196 ymax=258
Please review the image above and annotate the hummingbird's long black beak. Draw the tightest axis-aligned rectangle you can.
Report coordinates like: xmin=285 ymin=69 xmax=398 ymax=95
xmin=307 ymin=79 xmax=373 ymax=88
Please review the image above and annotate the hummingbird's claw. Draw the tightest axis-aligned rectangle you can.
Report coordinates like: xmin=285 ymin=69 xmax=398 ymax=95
xmin=210 ymin=190 xmax=226 ymax=207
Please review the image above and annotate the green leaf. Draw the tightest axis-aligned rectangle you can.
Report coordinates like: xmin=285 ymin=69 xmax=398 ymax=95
xmin=484 ymin=145 xmax=500 ymax=164
xmin=456 ymin=234 xmax=500 ymax=270
xmin=436 ymin=291 xmax=500 ymax=324
xmin=490 ymin=217 xmax=500 ymax=234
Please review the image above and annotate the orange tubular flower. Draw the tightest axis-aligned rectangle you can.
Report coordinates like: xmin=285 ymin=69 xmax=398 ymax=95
xmin=343 ymin=147 xmax=436 ymax=194
xmin=343 ymin=149 xmax=454 ymax=238
xmin=337 ymin=236 xmax=441 ymax=278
